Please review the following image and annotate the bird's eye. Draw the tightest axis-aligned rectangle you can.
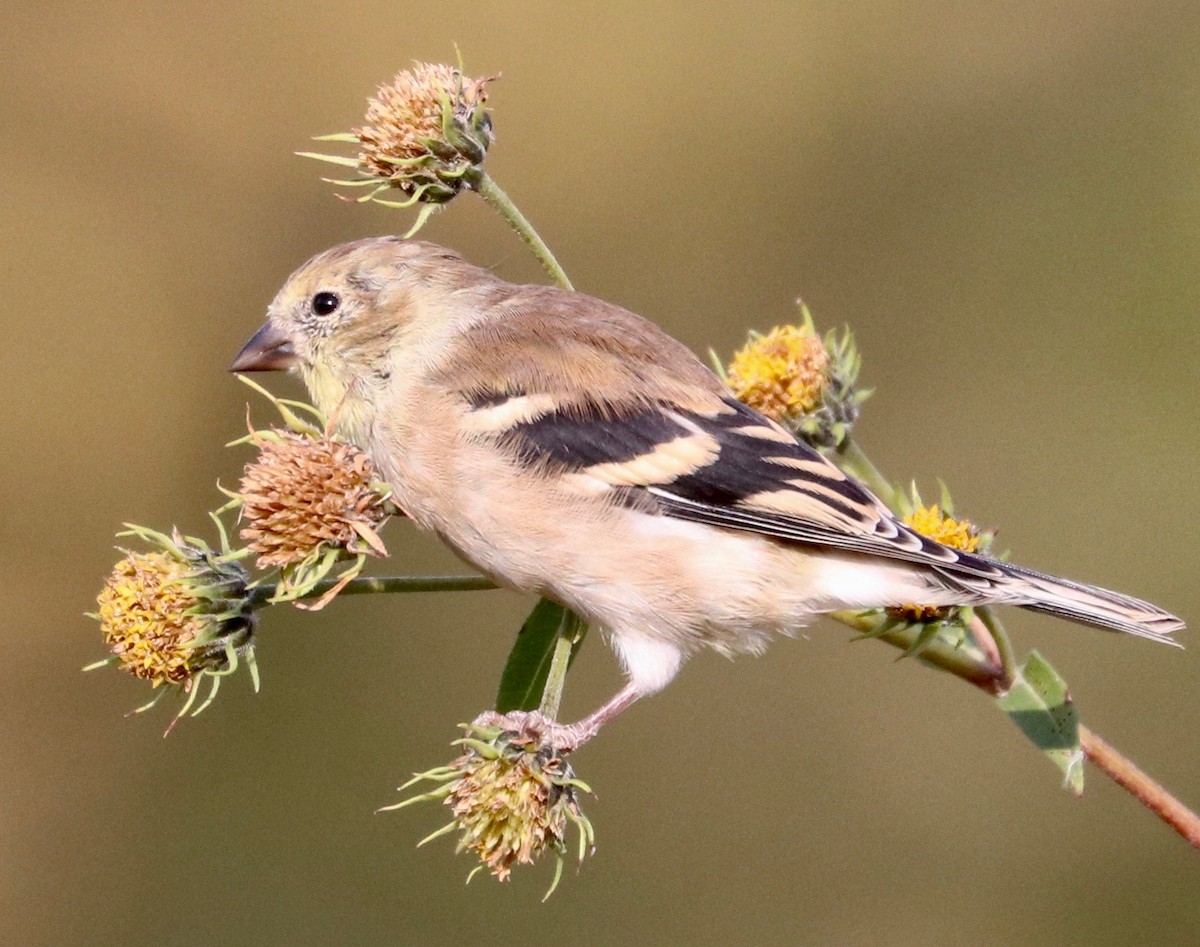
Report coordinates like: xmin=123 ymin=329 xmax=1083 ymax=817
xmin=311 ymin=291 xmax=340 ymax=316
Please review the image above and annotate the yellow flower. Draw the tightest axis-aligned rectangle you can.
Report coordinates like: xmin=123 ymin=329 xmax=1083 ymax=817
xmin=381 ymin=725 xmax=594 ymax=899
xmin=890 ymin=504 xmax=981 ymax=623
xmin=905 ymin=504 xmax=981 ymax=555
xmin=726 ymin=324 xmax=830 ymax=423
xmin=722 ymin=309 xmax=867 ymax=448
xmin=97 ymin=550 xmax=209 ymax=687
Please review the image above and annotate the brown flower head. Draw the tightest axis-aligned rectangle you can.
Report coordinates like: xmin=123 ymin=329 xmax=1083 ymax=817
xmin=239 ymin=430 xmax=390 ymax=568
xmin=380 ymin=725 xmax=594 ymax=899
xmin=301 ymin=61 xmax=494 ymax=230
xmin=356 ymin=63 xmax=493 ymax=191
xmin=236 ymin=428 xmax=393 ymax=608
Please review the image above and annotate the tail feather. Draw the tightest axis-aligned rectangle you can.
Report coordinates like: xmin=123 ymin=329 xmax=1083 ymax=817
xmin=992 ymin=562 xmax=1184 ymax=645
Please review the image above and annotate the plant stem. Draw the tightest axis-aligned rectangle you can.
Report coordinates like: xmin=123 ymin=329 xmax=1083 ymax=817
xmin=538 ymin=610 xmax=585 ymax=720
xmin=463 ymin=169 xmax=589 ymax=720
xmin=467 ymin=170 xmax=574 ymax=291
xmin=827 ymin=429 xmax=1200 ymax=848
xmin=833 ymin=606 xmax=1200 ymax=848
xmin=833 ymin=436 xmax=900 ymax=508
xmin=831 ymin=610 xmax=1007 ymax=693
xmin=1079 ymin=725 xmax=1200 ymax=851
xmin=974 ymin=606 xmax=1018 ymax=684
xmin=248 ymin=574 xmax=496 ymax=608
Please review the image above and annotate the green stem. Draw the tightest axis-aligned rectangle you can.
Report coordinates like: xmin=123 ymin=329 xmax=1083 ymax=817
xmin=832 ymin=436 xmax=900 ymax=509
xmin=248 ymin=574 xmax=496 ymax=608
xmin=538 ymin=611 xmax=585 ymax=719
xmin=467 ymin=169 xmax=575 ymax=290
xmin=831 ymin=610 xmax=1007 ymax=694
xmin=975 ymin=605 xmax=1018 ymax=686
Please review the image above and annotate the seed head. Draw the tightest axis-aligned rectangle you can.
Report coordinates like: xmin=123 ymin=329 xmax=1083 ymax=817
xmin=239 ymin=430 xmax=391 ymax=569
xmin=300 ymin=61 xmax=494 ymax=231
xmin=89 ymin=524 xmax=257 ymax=727
xmin=357 ymin=63 xmax=493 ymax=191
xmin=227 ymin=377 xmax=395 ymax=609
xmin=381 ymin=725 xmax=594 ymax=899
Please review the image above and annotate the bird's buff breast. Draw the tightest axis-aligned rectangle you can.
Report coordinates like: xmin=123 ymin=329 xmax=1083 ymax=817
xmin=371 ymin=419 xmax=823 ymax=660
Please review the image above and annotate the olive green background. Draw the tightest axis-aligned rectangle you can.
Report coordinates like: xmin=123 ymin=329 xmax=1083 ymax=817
xmin=4 ymin=2 xmax=1198 ymax=944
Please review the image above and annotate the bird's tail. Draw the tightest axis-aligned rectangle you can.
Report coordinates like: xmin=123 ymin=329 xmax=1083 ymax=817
xmin=996 ymin=562 xmax=1184 ymax=645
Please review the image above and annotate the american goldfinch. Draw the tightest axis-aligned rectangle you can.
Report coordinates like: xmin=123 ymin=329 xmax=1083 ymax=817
xmin=232 ymin=236 xmax=1184 ymax=746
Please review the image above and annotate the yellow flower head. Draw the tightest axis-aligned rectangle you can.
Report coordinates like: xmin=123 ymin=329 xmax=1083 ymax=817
xmin=722 ymin=309 xmax=867 ymax=448
xmin=726 ymin=325 xmax=830 ymax=423
xmin=890 ymin=504 xmax=981 ymax=623
xmin=905 ymin=504 xmax=981 ymax=555
xmin=90 ymin=525 xmax=257 ymax=726
xmin=382 ymin=726 xmax=594 ymax=899
xmin=98 ymin=550 xmax=208 ymax=686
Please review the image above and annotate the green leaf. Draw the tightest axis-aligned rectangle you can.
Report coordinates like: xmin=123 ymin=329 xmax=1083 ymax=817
xmin=997 ymin=651 xmax=1084 ymax=795
xmin=495 ymin=598 xmax=586 ymax=713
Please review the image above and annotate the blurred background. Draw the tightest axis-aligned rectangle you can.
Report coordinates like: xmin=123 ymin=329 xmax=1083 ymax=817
xmin=3 ymin=1 xmax=1198 ymax=944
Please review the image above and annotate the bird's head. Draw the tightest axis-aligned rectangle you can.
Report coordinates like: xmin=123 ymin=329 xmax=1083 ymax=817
xmin=231 ymin=236 xmax=487 ymax=440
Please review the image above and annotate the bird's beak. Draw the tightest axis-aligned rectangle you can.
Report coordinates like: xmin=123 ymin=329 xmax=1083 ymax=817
xmin=230 ymin=321 xmax=298 ymax=372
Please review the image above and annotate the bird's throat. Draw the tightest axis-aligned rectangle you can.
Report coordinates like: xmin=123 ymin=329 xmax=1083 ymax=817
xmin=302 ymin=360 xmax=375 ymax=449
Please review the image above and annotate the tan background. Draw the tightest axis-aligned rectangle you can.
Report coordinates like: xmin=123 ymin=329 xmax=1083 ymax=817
xmin=4 ymin=1 xmax=1199 ymax=944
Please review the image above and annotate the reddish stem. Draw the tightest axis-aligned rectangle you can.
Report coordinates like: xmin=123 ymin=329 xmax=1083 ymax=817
xmin=1078 ymin=724 xmax=1200 ymax=850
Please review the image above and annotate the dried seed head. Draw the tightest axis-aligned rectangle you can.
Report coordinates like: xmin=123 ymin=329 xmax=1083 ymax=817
xmin=382 ymin=726 xmax=594 ymax=898
xmin=355 ymin=62 xmax=493 ymax=195
xmin=238 ymin=430 xmax=391 ymax=571
xmin=449 ymin=737 xmax=579 ymax=882
xmin=227 ymin=378 xmax=395 ymax=609
xmin=302 ymin=61 xmax=494 ymax=231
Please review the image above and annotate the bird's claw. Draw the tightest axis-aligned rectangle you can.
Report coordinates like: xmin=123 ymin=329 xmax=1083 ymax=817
xmin=470 ymin=709 xmax=594 ymax=753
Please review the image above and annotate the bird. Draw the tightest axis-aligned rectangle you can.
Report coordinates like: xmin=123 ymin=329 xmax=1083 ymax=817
xmin=232 ymin=236 xmax=1184 ymax=748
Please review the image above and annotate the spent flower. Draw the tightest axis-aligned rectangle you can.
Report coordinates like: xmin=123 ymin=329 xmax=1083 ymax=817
xmin=721 ymin=306 xmax=867 ymax=448
xmin=300 ymin=61 xmax=494 ymax=234
xmin=380 ymin=724 xmax=594 ymax=899
xmin=88 ymin=521 xmax=258 ymax=728
xmin=228 ymin=377 xmax=395 ymax=610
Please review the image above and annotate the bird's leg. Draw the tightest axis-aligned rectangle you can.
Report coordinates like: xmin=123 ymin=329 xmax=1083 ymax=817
xmin=473 ymin=684 xmax=642 ymax=753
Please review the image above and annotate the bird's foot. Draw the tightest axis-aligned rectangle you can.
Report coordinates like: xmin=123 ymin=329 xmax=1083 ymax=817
xmin=470 ymin=710 xmax=598 ymax=753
